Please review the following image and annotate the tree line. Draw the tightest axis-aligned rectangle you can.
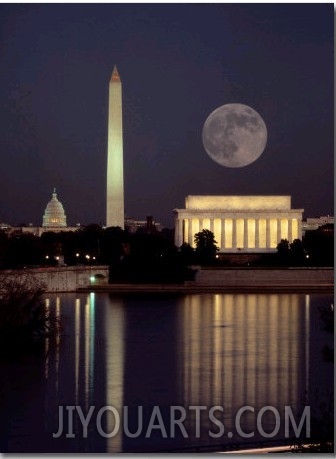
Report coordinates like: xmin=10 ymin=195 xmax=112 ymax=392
xmin=0 ymin=224 xmax=333 ymax=280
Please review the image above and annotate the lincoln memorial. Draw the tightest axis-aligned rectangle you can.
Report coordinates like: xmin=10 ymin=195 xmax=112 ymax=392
xmin=174 ymin=195 xmax=303 ymax=252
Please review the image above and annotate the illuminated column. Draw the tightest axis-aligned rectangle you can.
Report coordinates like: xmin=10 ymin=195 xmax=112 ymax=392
xmin=188 ymin=218 xmax=193 ymax=246
xmin=210 ymin=218 xmax=214 ymax=233
xmin=288 ymin=219 xmax=292 ymax=242
xmin=298 ymin=218 xmax=302 ymax=240
xmin=106 ymin=65 xmax=124 ymax=228
xmin=232 ymin=219 xmax=237 ymax=249
xmin=221 ymin=219 xmax=226 ymax=250
xmin=244 ymin=219 xmax=248 ymax=249
xmin=176 ymin=218 xmax=183 ymax=247
xmin=277 ymin=218 xmax=281 ymax=243
xmin=266 ymin=219 xmax=270 ymax=248
xmin=196 ymin=218 xmax=201 ymax=233
xmin=292 ymin=219 xmax=299 ymax=240
xmin=199 ymin=219 xmax=203 ymax=231
xmin=255 ymin=219 xmax=260 ymax=249
xmin=174 ymin=213 xmax=179 ymax=246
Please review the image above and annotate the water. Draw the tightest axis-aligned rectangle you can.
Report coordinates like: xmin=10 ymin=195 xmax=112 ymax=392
xmin=0 ymin=292 xmax=333 ymax=453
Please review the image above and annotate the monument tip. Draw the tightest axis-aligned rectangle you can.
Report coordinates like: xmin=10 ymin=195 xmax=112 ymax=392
xmin=111 ymin=65 xmax=121 ymax=82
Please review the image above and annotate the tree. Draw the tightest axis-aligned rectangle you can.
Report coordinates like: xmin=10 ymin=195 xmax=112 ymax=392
xmin=101 ymin=226 xmax=128 ymax=265
xmin=194 ymin=229 xmax=219 ymax=265
xmin=179 ymin=242 xmax=195 ymax=265
xmin=5 ymin=233 xmax=44 ymax=268
xmin=0 ymin=274 xmax=58 ymax=355
xmin=290 ymin=239 xmax=305 ymax=265
xmin=276 ymin=238 xmax=290 ymax=265
xmin=303 ymin=225 xmax=334 ymax=266
xmin=276 ymin=238 xmax=307 ymax=266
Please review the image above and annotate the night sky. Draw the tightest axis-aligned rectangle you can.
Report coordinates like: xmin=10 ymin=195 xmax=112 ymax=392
xmin=0 ymin=4 xmax=333 ymax=228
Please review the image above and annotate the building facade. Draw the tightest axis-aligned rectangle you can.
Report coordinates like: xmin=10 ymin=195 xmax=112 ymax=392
xmin=125 ymin=216 xmax=163 ymax=233
xmin=174 ymin=195 xmax=304 ymax=252
xmin=42 ymin=188 xmax=67 ymax=228
xmin=302 ymin=215 xmax=334 ymax=235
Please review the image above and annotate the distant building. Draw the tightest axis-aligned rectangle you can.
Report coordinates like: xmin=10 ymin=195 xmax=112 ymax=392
xmin=42 ymin=188 xmax=67 ymax=228
xmin=0 ymin=189 xmax=79 ymax=237
xmin=0 ymin=189 xmax=163 ymax=237
xmin=174 ymin=195 xmax=304 ymax=253
xmin=0 ymin=222 xmax=11 ymax=231
xmin=302 ymin=216 xmax=334 ymax=235
xmin=125 ymin=216 xmax=163 ymax=234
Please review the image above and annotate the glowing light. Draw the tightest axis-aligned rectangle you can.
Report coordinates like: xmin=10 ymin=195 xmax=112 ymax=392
xmin=236 ymin=218 xmax=244 ymax=248
xmin=224 ymin=219 xmax=233 ymax=248
xmin=183 ymin=218 xmax=189 ymax=244
xmin=178 ymin=293 xmax=303 ymax=438
xmin=259 ymin=219 xmax=267 ymax=248
xmin=186 ymin=195 xmax=291 ymax=211
xmin=281 ymin=218 xmax=289 ymax=239
xmin=107 ymin=66 xmax=124 ymax=228
xmin=214 ymin=218 xmax=221 ymax=248
xmin=176 ymin=196 xmax=303 ymax=251
xmin=292 ymin=219 xmax=299 ymax=239
xmin=191 ymin=218 xmax=200 ymax=247
xmin=202 ymin=218 xmax=211 ymax=231
xmin=90 ymin=276 xmax=95 ymax=282
xmin=270 ymin=219 xmax=278 ymax=248
xmin=247 ymin=219 xmax=256 ymax=248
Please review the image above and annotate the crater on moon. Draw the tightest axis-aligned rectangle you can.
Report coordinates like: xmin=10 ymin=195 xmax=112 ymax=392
xmin=202 ymin=103 xmax=267 ymax=168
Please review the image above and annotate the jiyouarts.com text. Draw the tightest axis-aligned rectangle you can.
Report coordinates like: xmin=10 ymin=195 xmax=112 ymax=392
xmin=52 ymin=405 xmax=310 ymax=439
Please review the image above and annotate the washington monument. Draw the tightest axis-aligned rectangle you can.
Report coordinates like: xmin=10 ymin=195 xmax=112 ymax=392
xmin=106 ymin=65 xmax=124 ymax=228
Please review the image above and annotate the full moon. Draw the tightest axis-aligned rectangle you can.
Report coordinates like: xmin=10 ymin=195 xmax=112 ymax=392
xmin=202 ymin=103 xmax=267 ymax=168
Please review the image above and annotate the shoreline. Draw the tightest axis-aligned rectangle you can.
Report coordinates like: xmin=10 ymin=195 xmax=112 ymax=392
xmin=77 ymin=283 xmax=333 ymax=294
xmin=2 ymin=265 xmax=332 ymax=293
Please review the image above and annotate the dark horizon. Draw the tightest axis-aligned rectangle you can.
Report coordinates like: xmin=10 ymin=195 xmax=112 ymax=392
xmin=0 ymin=4 xmax=333 ymax=228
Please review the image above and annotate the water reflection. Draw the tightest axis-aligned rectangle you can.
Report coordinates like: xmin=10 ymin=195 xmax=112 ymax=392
xmin=75 ymin=298 xmax=80 ymax=406
xmin=0 ymin=292 xmax=332 ymax=453
xmin=42 ymin=293 xmax=104 ymax=452
xmin=105 ymin=295 xmax=124 ymax=452
xmin=176 ymin=294 xmax=310 ymax=447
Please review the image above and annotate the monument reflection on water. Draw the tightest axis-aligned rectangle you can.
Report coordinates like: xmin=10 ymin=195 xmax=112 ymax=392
xmin=177 ymin=294 xmax=310 ymax=444
xmin=2 ymin=292 xmax=332 ymax=453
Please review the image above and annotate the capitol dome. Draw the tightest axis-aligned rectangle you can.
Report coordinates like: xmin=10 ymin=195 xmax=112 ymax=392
xmin=42 ymin=188 xmax=67 ymax=228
